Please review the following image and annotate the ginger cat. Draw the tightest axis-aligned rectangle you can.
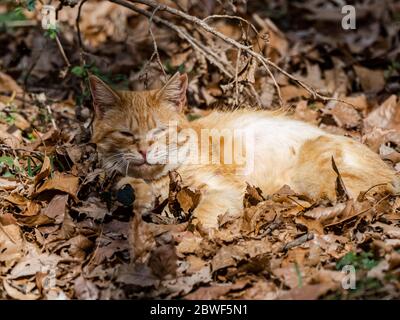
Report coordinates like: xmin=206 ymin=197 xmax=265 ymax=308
xmin=89 ymin=72 xmax=398 ymax=230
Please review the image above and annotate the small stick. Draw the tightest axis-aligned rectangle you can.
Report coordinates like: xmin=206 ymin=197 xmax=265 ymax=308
xmin=76 ymin=0 xmax=88 ymax=52
xmin=126 ymin=0 xmax=356 ymax=106
xmin=148 ymin=5 xmax=167 ymax=77
xmin=55 ymin=35 xmax=71 ymax=68
xmin=282 ymin=233 xmax=314 ymax=251
xmin=234 ymin=47 xmax=241 ymax=106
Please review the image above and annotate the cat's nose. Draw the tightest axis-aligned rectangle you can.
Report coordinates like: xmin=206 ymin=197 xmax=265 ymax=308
xmin=138 ymin=149 xmax=147 ymax=160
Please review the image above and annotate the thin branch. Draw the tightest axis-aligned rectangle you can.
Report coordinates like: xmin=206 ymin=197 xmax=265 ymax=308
xmin=259 ymin=58 xmax=283 ymax=107
xmin=110 ymin=0 xmax=234 ymax=78
xmin=203 ymin=14 xmax=259 ymax=36
xmin=76 ymin=0 xmax=88 ymax=54
xmin=148 ymin=5 xmax=167 ymax=77
xmin=55 ymin=34 xmax=71 ymax=67
xmin=127 ymin=0 xmax=351 ymax=105
xmin=282 ymin=233 xmax=314 ymax=251
xmin=234 ymin=47 xmax=241 ymax=106
xmin=109 ymin=0 xmax=263 ymax=105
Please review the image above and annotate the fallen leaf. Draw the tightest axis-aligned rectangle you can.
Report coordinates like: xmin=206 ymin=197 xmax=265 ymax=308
xmin=354 ymin=65 xmax=385 ymax=93
xmin=148 ymin=244 xmax=178 ymax=279
xmin=0 ymin=177 xmax=18 ymax=191
xmin=42 ymin=194 xmax=68 ymax=224
xmin=34 ymin=172 xmax=79 ymax=200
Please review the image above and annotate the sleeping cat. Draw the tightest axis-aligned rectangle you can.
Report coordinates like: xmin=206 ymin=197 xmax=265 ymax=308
xmin=89 ymin=72 xmax=398 ymax=230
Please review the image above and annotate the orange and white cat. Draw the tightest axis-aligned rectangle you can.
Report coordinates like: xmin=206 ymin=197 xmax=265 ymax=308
xmin=89 ymin=72 xmax=398 ymax=230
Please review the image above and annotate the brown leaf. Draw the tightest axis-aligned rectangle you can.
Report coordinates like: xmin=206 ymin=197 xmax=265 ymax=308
xmin=4 ymin=193 xmax=28 ymax=206
xmin=364 ymin=95 xmax=400 ymax=132
xmin=42 ymin=194 xmax=68 ymax=224
xmin=73 ymin=197 xmax=109 ymax=221
xmin=295 ymin=216 xmax=324 ymax=234
xmin=243 ymin=183 xmax=265 ymax=208
xmin=22 ymin=201 xmax=42 ymax=216
xmin=280 ymin=85 xmax=310 ymax=102
xmin=34 ymin=156 xmax=51 ymax=186
xmin=2 ymin=279 xmax=40 ymax=300
xmin=176 ymin=187 xmax=201 ymax=214
xmin=185 ymin=279 xmax=248 ymax=300
xmin=0 ymin=72 xmax=23 ymax=94
xmin=278 ymin=282 xmax=336 ymax=300
xmin=0 ymin=177 xmax=18 ymax=191
xmin=74 ymin=276 xmax=99 ymax=300
xmin=330 ymin=102 xmax=361 ymax=128
xmin=294 ymin=100 xmax=319 ymax=124
xmin=34 ymin=172 xmax=79 ymax=200
xmin=148 ymin=244 xmax=178 ymax=279
xmin=0 ymin=224 xmax=24 ymax=273
xmin=176 ymin=232 xmax=203 ymax=256
xmin=16 ymin=214 xmax=55 ymax=227
xmin=354 ymin=65 xmax=385 ymax=93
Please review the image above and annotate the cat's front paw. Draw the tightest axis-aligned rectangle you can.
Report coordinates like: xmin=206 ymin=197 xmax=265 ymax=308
xmin=115 ymin=177 xmax=155 ymax=216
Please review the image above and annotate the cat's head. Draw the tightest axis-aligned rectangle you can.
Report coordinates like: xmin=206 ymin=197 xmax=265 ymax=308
xmin=89 ymin=72 xmax=192 ymax=180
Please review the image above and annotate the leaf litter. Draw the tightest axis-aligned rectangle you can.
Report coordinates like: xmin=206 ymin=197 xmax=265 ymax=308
xmin=0 ymin=0 xmax=400 ymax=300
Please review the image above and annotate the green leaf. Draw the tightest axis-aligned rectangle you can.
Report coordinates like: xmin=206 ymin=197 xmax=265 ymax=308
xmin=71 ymin=66 xmax=86 ymax=77
xmin=336 ymin=252 xmax=357 ymax=270
xmin=0 ymin=156 xmax=14 ymax=167
xmin=2 ymin=171 xmax=15 ymax=178
xmin=26 ymin=0 xmax=36 ymax=11
xmin=45 ymin=28 xmax=58 ymax=40
xmin=0 ymin=7 xmax=26 ymax=23
xmin=336 ymin=251 xmax=378 ymax=271
xmin=27 ymin=157 xmax=33 ymax=177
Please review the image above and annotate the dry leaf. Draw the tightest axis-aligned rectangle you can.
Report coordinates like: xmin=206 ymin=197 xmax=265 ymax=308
xmin=354 ymin=65 xmax=385 ymax=93
xmin=34 ymin=172 xmax=79 ymax=200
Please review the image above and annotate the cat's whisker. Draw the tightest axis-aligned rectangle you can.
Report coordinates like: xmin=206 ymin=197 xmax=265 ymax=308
xmin=125 ymin=160 xmax=130 ymax=176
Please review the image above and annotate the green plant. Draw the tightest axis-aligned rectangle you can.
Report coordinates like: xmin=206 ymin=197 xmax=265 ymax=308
xmin=71 ymin=63 xmax=128 ymax=105
xmin=44 ymin=27 xmax=58 ymax=40
xmin=336 ymin=251 xmax=379 ymax=271
xmin=0 ymin=6 xmax=26 ymax=24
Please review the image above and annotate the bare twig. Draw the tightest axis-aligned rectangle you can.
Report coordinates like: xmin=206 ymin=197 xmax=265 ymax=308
xmin=110 ymin=0 xmax=234 ymax=78
xmin=125 ymin=0 xmax=352 ymax=105
xmin=234 ymin=47 xmax=241 ymax=106
xmin=109 ymin=0 xmax=263 ymax=104
xmin=148 ymin=5 xmax=167 ymax=77
xmin=76 ymin=0 xmax=88 ymax=55
xmin=282 ymin=233 xmax=314 ymax=251
xmin=259 ymin=58 xmax=283 ymax=107
xmin=203 ymin=14 xmax=259 ymax=36
xmin=55 ymin=35 xmax=71 ymax=67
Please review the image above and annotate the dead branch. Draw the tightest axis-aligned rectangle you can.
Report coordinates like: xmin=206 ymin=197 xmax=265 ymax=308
xmin=110 ymin=0 xmax=234 ymax=78
xmin=282 ymin=233 xmax=314 ymax=251
xmin=120 ymin=0 xmax=355 ymax=106
xmin=109 ymin=0 xmax=264 ymax=104
xmin=148 ymin=5 xmax=167 ymax=78
xmin=55 ymin=35 xmax=71 ymax=68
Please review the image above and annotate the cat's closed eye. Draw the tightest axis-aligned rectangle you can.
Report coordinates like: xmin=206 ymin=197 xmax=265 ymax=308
xmin=118 ymin=130 xmax=134 ymax=137
xmin=117 ymin=131 xmax=139 ymax=143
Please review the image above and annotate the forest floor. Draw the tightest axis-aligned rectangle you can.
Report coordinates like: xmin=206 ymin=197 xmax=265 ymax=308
xmin=0 ymin=0 xmax=400 ymax=299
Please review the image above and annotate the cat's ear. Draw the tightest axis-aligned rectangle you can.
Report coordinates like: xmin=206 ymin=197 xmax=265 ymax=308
xmin=156 ymin=72 xmax=188 ymax=112
xmin=88 ymin=75 xmax=121 ymax=117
